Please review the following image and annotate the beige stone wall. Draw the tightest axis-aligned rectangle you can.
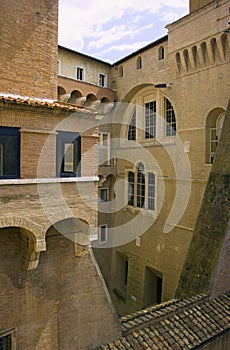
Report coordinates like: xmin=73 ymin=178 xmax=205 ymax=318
xmin=58 ymin=48 xmax=112 ymax=88
xmin=0 ymin=0 xmax=58 ymax=100
xmin=97 ymin=0 xmax=230 ymax=315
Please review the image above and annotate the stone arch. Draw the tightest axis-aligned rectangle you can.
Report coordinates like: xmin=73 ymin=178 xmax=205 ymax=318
xmin=220 ymin=33 xmax=229 ymax=60
xmin=84 ymin=93 xmax=98 ymax=107
xmin=206 ymin=107 xmax=226 ymax=164
xmin=67 ymin=89 xmax=83 ymax=104
xmin=57 ymin=86 xmax=68 ymax=102
xmin=46 ymin=217 xmax=90 ymax=257
xmin=175 ymin=52 xmax=181 ymax=73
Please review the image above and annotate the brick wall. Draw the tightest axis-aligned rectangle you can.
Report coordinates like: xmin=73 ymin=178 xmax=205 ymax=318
xmin=0 ymin=0 xmax=58 ymax=100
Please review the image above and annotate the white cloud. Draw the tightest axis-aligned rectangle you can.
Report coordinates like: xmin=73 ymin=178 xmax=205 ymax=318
xmin=58 ymin=0 xmax=189 ymax=58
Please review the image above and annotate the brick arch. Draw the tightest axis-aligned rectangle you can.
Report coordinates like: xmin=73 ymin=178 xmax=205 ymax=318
xmin=0 ymin=216 xmax=46 ymax=252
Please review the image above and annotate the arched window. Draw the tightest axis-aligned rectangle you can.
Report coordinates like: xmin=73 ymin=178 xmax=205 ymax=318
xmin=206 ymin=109 xmax=225 ymax=164
xmin=192 ymin=46 xmax=198 ymax=67
xmin=137 ymin=163 xmax=145 ymax=208
xmin=201 ymin=42 xmax=209 ymax=65
xmin=183 ymin=49 xmax=190 ymax=71
xmin=221 ymin=33 xmax=228 ymax=60
xmin=119 ymin=66 xmax=123 ymax=78
xmin=175 ymin=52 xmax=181 ymax=73
xmin=128 ymin=110 xmax=136 ymax=141
xmin=210 ymin=37 xmax=220 ymax=63
xmin=165 ymin=98 xmax=176 ymax=136
xmin=137 ymin=56 xmax=142 ymax=69
xmin=111 ymin=80 xmax=116 ymax=89
xmin=158 ymin=46 xmax=165 ymax=60
xmin=127 ymin=164 xmax=156 ymax=211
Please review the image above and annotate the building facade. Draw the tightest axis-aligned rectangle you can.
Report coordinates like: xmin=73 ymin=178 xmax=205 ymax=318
xmin=0 ymin=1 xmax=121 ymax=349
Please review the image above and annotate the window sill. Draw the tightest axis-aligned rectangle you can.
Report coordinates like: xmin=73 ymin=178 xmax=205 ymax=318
xmin=123 ymin=206 xmax=157 ymax=218
xmin=0 ymin=176 xmax=99 ymax=185
xmin=113 ymin=288 xmax=126 ymax=301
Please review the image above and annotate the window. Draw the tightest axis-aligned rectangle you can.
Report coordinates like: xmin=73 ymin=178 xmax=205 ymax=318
xmin=57 ymin=60 xmax=61 ymax=75
xmin=128 ymin=163 xmax=156 ymax=211
xmin=143 ymin=267 xmax=163 ymax=308
xmin=56 ymin=131 xmax=81 ymax=177
xmin=76 ymin=66 xmax=85 ymax=81
xmin=137 ymin=163 xmax=145 ymax=208
xmin=99 ymin=74 xmax=106 ymax=87
xmin=206 ymin=110 xmax=225 ymax=164
xmin=0 ymin=127 xmax=20 ymax=179
xmin=158 ymin=46 xmax=165 ymax=60
xmin=98 ymin=132 xmax=110 ymax=165
xmin=115 ymin=253 xmax=128 ymax=294
xmin=137 ymin=56 xmax=142 ymax=69
xmin=165 ymin=98 xmax=176 ymax=136
xmin=0 ymin=329 xmax=16 ymax=350
xmin=100 ymin=188 xmax=108 ymax=201
xmin=145 ymin=101 xmax=156 ymax=139
xmin=118 ymin=66 xmax=123 ymax=78
xmin=128 ymin=110 xmax=136 ymax=141
xmin=99 ymin=225 xmax=107 ymax=243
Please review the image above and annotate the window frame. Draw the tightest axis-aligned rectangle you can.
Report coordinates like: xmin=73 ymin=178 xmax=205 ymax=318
xmin=100 ymin=188 xmax=108 ymax=202
xmin=145 ymin=101 xmax=156 ymax=139
xmin=127 ymin=164 xmax=156 ymax=212
xmin=0 ymin=328 xmax=17 ymax=350
xmin=98 ymin=132 xmax=110 ymax=166
xmin=0 ymin=126 xmax=20 ymax=179
xmin=56 ymin=131 xmax=81 ymax=177
xmin=165 ymin=98 xmax=176 ymax=137
xmin=76 ymin=66 xmax=85 ymax=81
xmin=99 ymin=73 xmax=107 ymax=87
xmin=99 ymin=224 xmax=108 ymax=243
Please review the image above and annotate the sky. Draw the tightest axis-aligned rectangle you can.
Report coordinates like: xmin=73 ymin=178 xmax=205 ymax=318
xmin=58 ymin=0 xmax=189 ymax=63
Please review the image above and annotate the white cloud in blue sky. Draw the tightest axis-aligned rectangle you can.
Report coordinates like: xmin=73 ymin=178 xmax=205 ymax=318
xmin=58 ymin=0 xmax=189 ymax=62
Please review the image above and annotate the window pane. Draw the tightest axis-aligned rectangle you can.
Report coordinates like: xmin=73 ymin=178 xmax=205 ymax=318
xmin=145 ymin=101 xmax=156 ymax=139
xmin=64 ymin=143 xmax=74 ymax=172
xmin=137 ymin=164 xmax=145 ymax=208
xmin=128 ymin=111 xmax=136 ymax=141
xmin=165 ymin=98 xmax=176 ymax=136
xmin=148 ymin=173 xmax=155 ymax=210
xmin=0 ymin=333 xmax=12 ymax=350
xmin=128 ymin=172 xmax=134 ymax=206
xmin=0 ymin=127 xmax=20 ymax=179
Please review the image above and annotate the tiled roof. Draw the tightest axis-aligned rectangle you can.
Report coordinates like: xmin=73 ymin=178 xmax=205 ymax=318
xmin=0 ymin=94 xmax=97 ymax=114
xmin=94 ymin=291 xmax=230 ymax=350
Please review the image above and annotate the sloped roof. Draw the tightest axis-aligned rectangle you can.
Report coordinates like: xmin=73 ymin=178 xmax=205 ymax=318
xmin=0 ymin=94 xmax=97 ymax=114
xmin=94 ymin=291 xmax=230 ymax=349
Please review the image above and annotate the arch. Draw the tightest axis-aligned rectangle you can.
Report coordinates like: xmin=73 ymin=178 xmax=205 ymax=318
xmin=220 ymin=33 xmax=229 ymax=60
xmin=57 ymin=86 xmax=67 ymax=101
xmin=67 ymin=90 xmax=83 ymax=104
xmin=158 ymin=46 xmax=165 ymax=60
xmin=201 ymin=42 xmax=209 ymax=65
xmin=47 ymin=217 xmax=90 ymax=256
xmin=175 ymin=52 xmax=181 ymax=73
xmin=84 ymin=93 xmax=97 ymax=106
xmin=136 ymin=56 xmax=142 ymax=69
xmin=183 ymin=49 xmax=191 ymax=71
xmin=192 ymin=46 xmax=199 ymax=67
xmin=206 ymin=107 xmax=226 ymax=164
xmin=210 ymin=37 xmax=220 ymax=63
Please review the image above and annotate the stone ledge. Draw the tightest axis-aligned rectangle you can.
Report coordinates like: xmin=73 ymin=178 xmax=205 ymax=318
xmin=0 ymin=176 xmax=99 ymax=185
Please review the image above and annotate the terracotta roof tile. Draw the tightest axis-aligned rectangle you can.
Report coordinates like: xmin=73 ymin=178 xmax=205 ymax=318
xmin=94 ymin=291 xmax=230 ymax=350
xmin=0 ymin=94 xmax=97 ymax=114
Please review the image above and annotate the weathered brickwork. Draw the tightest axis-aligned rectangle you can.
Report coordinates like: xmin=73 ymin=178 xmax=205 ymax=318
xmin=0 ymin=0 xmax=58 ymax=99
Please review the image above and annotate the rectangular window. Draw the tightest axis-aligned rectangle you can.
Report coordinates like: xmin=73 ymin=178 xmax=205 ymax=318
xmin=0 ymin=329 xmax=16 ymax=350
xmin=148 ymin=173 xmax=155 ymax=210
xmin=76 ymin=67 xmax=85 ymax=81
xmin=115 ymin=253 xmax=128 ymax=293
xmin=145 ymin=101 xmax=156 ymax=139
xmin=99 ymin=74 xmax=106 ymax=87
xmin=143 ymin=267 xmax=163 ymax=308
xmin=128 ymin=172 xmax=135 ymax=206
xmin=128 ymin=111 xmax=136 ymax=141
xmin=98 ymin=132 xmax=110 ymax=165
xmin=56 ymin=131 xmax=81 ymax=177
xmin=100 ymin=188 xmax=108 ymax=202
xmin=99 ymin=225 xmax=107 ymax=243
xmin=0 ymin=127 xmax=20 ymax=179
xmin=57 ymin=60 xmax=61 ymax=75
